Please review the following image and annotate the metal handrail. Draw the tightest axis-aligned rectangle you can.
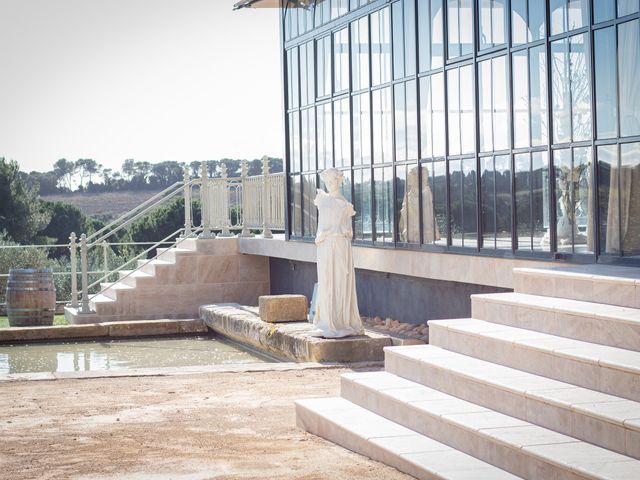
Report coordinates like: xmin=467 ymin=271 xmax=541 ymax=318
xmin=96 ymin=226 xmax=204 ymax=300
xmin=89 ymin=180 xmax=196 ymax=247
xmin=86 ymin=180 xmax=185 ymax=243
xmin=88 ymin=227 xmax=186 ymax=293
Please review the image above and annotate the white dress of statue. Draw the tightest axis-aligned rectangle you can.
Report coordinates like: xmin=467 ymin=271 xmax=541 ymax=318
xmin=310 ymin=168 xmax=364 ymax=339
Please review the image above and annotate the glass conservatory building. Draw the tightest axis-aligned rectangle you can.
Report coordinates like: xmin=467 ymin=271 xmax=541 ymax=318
xmin=279 ymin=0 xmax=640 ymax=265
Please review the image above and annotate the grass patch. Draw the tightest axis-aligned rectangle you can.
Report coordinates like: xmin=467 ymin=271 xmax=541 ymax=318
xmin=0 ymin=315 xmax=67 ymax=328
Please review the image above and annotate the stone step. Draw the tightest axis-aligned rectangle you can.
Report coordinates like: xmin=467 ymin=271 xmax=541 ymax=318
xmin=513 ymin=266 xmax=640 ymax=309
xmin=139 ymin=258 xmax=172 ymax=276
xmin=384 ymin=345 xmax=640 ymax=459
xmin=156 ymin=246 xmax=200 ymax=263
xmin=99 ymin=282 xmax=134 ymax=300
xmin=471 ymin=292 xmax=640 ymax=351
xmin=428 ymin=319 xmax=640 ymax=402
xmin=118 ymin=269 xmax=155 ymax=288
xmin=295 ymin=397 xmax=523 ymax=480
xmin=340 ymin=371 xmax=640 ymax=480
xmin=89 ymin=294 xmax=116 ymax=315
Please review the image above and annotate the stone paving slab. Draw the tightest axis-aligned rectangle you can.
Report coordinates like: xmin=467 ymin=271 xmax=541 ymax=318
xmin=200 ymin=303 xmax=392 ymax=363
xmin=0 ymin=318 xmax=208 ymax=343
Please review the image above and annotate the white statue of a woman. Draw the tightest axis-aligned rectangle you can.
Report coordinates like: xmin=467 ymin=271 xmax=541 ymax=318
xmin=310 ymin=168 xmax=364 ymax=339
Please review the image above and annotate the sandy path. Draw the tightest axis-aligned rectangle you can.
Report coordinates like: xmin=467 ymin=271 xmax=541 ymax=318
xmin=0 ymin=367 xmax=413 ymax=480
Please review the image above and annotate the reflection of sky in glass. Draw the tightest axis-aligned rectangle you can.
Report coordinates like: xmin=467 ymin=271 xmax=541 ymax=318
xmin=0 ymin=337 xmax=271 ymax=375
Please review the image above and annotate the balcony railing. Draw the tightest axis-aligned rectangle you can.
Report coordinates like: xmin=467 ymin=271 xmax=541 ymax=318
xmin=0 ymin=157 xmax=285 ymax=316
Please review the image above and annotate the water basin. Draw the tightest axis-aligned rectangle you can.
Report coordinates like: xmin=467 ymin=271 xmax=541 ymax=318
xmin=0 ymin=335 xmax=275 ymax=375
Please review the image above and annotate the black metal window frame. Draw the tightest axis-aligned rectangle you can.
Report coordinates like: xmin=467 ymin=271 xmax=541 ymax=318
xmin=281 ymin=0 xmax=640 ymax=266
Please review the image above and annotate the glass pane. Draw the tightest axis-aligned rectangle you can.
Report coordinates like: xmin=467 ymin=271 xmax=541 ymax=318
xmin=373 ymin=87 xmax=393 ymax=163
xmin=620 ymin=142 xmax=640 ymax=255
xmin=447 ymin=68 xmax=461 ymax=155
xmin=512 ymin=0 xmax=546 ymax=45
xmin=371 ymin=7 xmax=392 ymax=86
xmin=479 ymin=0 xmax=506 ymax=50
xmin=515 ymin=153 xmax=532 ymax=249
xmin=448 ymin=0 xmax=474 ymax=59
xmin=551 ymin=38 xmax=572 ymax=143
xmin=460 ymin=65 xmax=475 ymax=154
xmin=316 ymin=103 xmax=333 ymax=170
xmin=393 ymin=1 xmax=405 ymax=79
xmin=530 ymin=45 xmax=548 ymax=146
xmin=351 ymin=17 xmax=370 ymax=91
xmin=594 ymin=27 xmax=618 ymax=139
xmin=289 ymin=111 xmax=300 ymax=173
xmin=333 ymin=98 xmax=351 ymax=168
xmin=374 ymin=166 xmax=394 ymax=243
xmin=450 ymin=159 xmax=463 ymax=245
xmin=593 ymin=0 xmax=615 ymax=23
xmin=462 ymin=157 xmax=478 ymax=247
xmin=481 ymin=157 xmax=496 ymax=247
xmin=531 ymin=151 xmax=550 ymax=251
xmin=420 ymin=73 xmax=446 ymax=158
xmin=555 ymin=147 xmax=593 ymax=253
xmin=495 ymin=154 xmax=512 ymax=249
xmin=316 ymin=36 xmax=331 ymax=98
xmin=478 ymin=56 xmax=507 ymax=152
xmin=598 ymin=144 xmax=617 ymax=254
xmin=396 ymin=164 xmax=410 ymax=242
xmin=551 ymin=0 xmax=587 ymax=35
xmin=334 ymin=28 xmax=349 ymax=93
xmin=419 ymin=0 xmax=444 ymax=71
xmin=302 ymin=174 xmax=317 ymax=237
xmin=570 ymin=34 xmax=591 ymax=142
xmin=619 ymin=20 xmax=640 ymax=137
xmin=353 ymin=93 xmax=371 ymax=165
xmin=619 ymin=0 xmax=640 ymax=16
xmin=287 ymin=48 xmax=299 ymax=109
xmin=331 ymin=0 xmax=349 ymax=19
xmin=406 ymin=80 xmax=418 ymax=160
xmin=430 ymin=160 xmax=447 ymax=245
xmin=301 ymin=108 xmax=316 ymax=172
xmin=404 ymin=0 xmax=417 ymax=77
xmin=394 ymin=83 xmax=407 ymax=162
xmin=290 ymin=175 xmax=302 ymax=236
xmin=354 ymin=168 xmax=372 ymax=241
xmin=512 ymin=50 xmax=530 ymax=148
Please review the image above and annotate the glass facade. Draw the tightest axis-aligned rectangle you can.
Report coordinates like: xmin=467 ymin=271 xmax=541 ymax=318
xmin=283 ymin=0 xmax=640 ymax=263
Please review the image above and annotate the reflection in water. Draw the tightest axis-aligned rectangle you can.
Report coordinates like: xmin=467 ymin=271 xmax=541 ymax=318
xmin=0 ymin=336 xmax=272 ymax=375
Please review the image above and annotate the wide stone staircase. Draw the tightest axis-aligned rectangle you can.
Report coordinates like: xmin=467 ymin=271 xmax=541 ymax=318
xmin=66 ymin=237 xmax=269 ymax=324
xmin=296 ymin=265 xmax=640 ymax=479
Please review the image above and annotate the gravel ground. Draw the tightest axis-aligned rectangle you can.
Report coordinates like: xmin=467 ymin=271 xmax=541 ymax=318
xmin=0 ymin=366 xmax=413 ymax=480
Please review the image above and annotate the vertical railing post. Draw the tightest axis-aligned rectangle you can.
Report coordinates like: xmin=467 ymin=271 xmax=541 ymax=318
xmin=239 ymin=160 xmax=254 ymax=237
xmin=218 ymin=163 xmax=233 ymax=237
xmin=102 ymin=240 xmax=109 ymax=278
xmin=69 ymin=232 xmax=78 ymax=308
xmin=80 ymin=233 xmax=91 ymax=313
xmin=182 ymin=164 xmax=193 ymax=237
xmin=199 ymin=162 xmax=215 ymax=238
xmin=262 ymin=156 xmax=273 ymax=239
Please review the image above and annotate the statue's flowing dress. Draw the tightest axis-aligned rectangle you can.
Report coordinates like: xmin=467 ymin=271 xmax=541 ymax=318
xmin=312 ymin=190 xmax=363 ymax=338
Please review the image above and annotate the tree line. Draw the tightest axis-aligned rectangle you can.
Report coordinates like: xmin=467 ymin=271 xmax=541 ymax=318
xmin=22 ymin=157 xmax=283 ymax=195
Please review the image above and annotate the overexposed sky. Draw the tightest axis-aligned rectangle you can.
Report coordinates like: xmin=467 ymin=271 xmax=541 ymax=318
xmin=0 ymin=0 xmax=283 ymax=173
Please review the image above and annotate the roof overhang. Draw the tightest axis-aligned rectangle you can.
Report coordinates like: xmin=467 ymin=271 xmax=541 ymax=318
xmin=233 ymin=0 xmax=319 ymax=10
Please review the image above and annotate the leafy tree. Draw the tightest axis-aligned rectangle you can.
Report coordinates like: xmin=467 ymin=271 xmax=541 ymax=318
xmin=122 ymin=159 xmax=135 ymax=181
xmin=0 ymin=235 xmax=49 ymax=304
xmin=39 ymin=201 xmax=88 ymax=254
xmin=0 ymin=158 xmax=50 ymax=243
xmin=53 ymin=158 xmax=76 ymax=190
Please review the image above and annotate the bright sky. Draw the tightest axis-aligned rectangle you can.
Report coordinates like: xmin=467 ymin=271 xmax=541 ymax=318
xmin=0 ymin=0 xmax=283 ymax=173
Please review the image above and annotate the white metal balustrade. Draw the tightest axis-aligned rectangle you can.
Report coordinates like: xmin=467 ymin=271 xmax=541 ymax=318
xmin=0 ymin=157 xmax=285 ymax=316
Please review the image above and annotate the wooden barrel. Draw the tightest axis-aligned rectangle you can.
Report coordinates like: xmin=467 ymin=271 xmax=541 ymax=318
xmin=6 ymin=268 xmax=56 ymax=327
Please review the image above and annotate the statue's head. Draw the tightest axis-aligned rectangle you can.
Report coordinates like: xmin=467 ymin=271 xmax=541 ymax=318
xmin=320 ymin=168 xmax=344 ymax=192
